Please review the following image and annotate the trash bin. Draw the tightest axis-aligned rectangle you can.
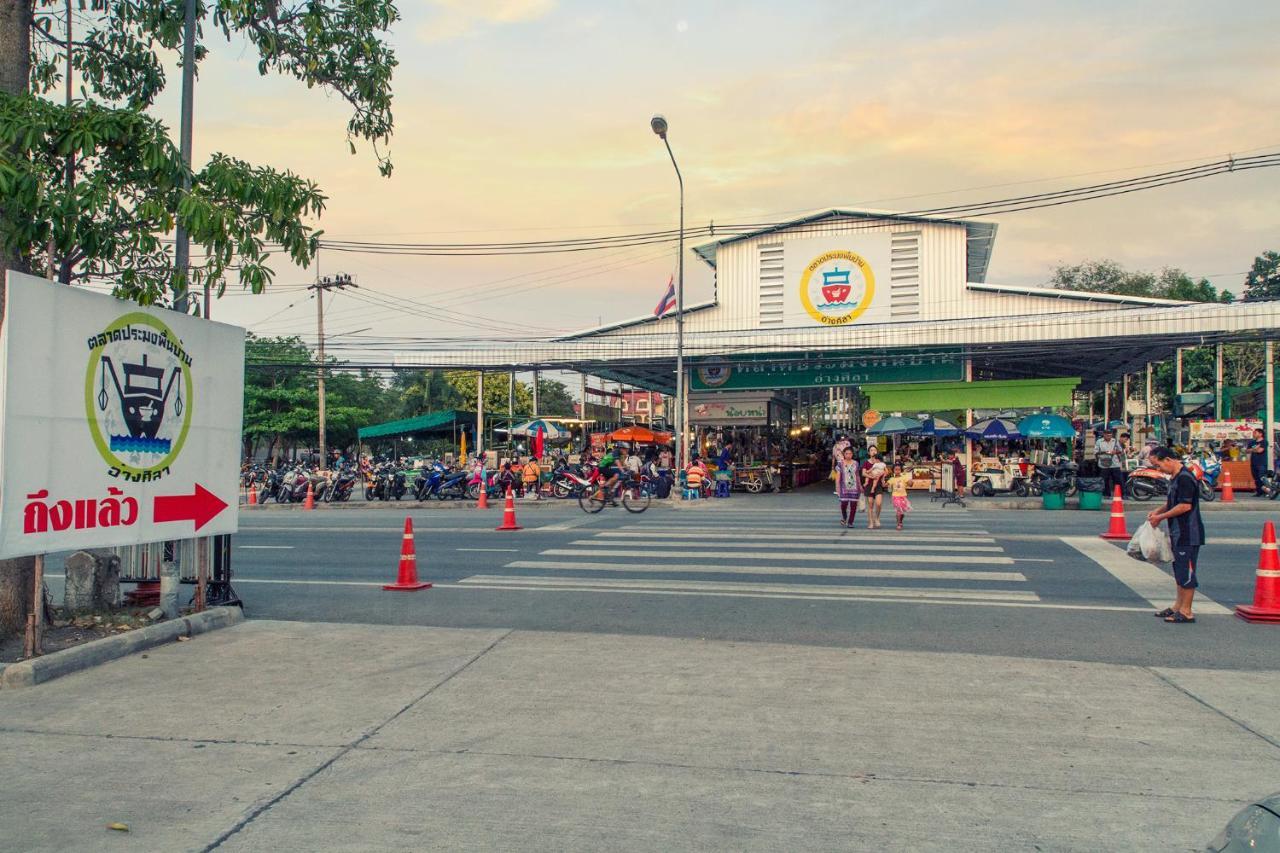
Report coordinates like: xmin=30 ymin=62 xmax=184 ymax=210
xmin=1076 ymin=477 xmax=1104 ymax=510
xmin=1040 ymin=477 xmax=1069 ymax=510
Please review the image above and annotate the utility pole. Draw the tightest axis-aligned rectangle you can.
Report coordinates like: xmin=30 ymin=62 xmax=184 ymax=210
xmin=1215 ymin=344 xmax=1225 ymax=419
xmin=532 ymin=369 xmax=541 ymax=419
xmin=172 ymin=0 xmax=197 ymax=314
xmin=309 ymin=273 xmax=356 ymax=465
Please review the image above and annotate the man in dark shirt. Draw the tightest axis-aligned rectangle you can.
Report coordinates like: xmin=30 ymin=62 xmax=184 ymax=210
xmin=1146 ymin=446 xmax=1205 ymax=623
xmin=1248 ymin=428 xmax=1267 ymax=496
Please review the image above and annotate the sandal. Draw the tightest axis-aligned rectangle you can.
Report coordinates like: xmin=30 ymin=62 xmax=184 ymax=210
xmin=1164 ymin=612 xmax=1196 ymax=624
xmin=1153 ymin=608 xmax=1175 ymax=618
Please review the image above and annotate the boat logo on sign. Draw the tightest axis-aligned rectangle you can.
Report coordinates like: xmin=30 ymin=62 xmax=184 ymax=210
xmin=697 ymin=363 xmax=733 ymax=388
xmin=84 ymin=312 xmax=195 ymax=481
xmin=799 ymin=250 xmax=876 ymax=326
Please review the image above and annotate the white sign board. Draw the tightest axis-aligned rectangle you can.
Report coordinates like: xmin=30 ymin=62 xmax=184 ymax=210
xmin=1188 ymin=419 xmax=1263 ymax=442
xmin=783 ymin=235 xmax=892 ymax=328
xmin=0 ymin=273 xmax=244 ymax=558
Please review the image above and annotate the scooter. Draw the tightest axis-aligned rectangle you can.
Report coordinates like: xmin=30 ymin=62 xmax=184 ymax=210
xmin=551 ymin=463 xmax=597 ymax=499
xmin=969 ymin=462 xmax=1032 ymax=498
xmin=413 ymin=463 xmax=447 ymax=501
xmin=1126 ymin=459 xmax=1216 ymax=502
xmin=326 ymin=464 xmax=359 ymax=502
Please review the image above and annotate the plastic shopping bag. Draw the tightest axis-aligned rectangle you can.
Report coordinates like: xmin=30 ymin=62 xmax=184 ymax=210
xmin=1127 ymin=521 xmax=1173 ymax=564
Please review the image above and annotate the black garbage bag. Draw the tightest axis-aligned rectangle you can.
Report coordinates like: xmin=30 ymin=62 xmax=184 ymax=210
xmin=1076 ymin=477 xmax=1105 ymax=493
xmin=1039 ymin=477 xmax=1071 ymax=494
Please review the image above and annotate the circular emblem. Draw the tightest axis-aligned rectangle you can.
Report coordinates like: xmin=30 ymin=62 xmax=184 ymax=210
xmin=799 ymin=249 xmax=876 ymax=326
xmin=862 ymin=410 xmax=881 ymax=429
xmin=697 ymin=364 xmax=733 ymax=388
xmin=84 ymin=312 xmax=195 ymax=479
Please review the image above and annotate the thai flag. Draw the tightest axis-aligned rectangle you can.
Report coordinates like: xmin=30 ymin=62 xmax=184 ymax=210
xmin=654 ymin=275 xmax=677 ymax=317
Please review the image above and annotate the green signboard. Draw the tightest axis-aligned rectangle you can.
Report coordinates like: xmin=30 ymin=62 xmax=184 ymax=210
xmin=690 ymin=350 xmax=963 ymax=392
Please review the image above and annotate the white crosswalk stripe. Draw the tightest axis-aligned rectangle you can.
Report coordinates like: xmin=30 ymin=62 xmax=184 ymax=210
xmin=443 ymin=510 xmax=1071 ymax=609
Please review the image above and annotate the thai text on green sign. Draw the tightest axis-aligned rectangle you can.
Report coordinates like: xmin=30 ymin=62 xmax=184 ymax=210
xmin=691 ymin=350 xmax=963 ymax=392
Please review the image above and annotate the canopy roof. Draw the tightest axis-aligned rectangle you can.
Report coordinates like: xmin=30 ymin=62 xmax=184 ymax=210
xmin=358 ymin=409 xmax=473 ymax=441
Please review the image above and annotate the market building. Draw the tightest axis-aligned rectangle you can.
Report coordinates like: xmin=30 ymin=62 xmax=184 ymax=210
xmin=395 ymin=208 xmax=1280 ymax=477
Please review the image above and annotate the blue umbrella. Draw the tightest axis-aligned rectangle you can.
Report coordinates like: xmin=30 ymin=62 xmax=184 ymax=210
xmin=866 ymin=416 xmax=924 ymax=435
xmin=912 ymin=416 xmax=961 ymax=437
xmin=502 ymin=419 xmax=570 ymax=439
xmin=1016 ymin=414 xmax=1078 ymax=440
xmin=965 ymin=417 xmax=1022 ymax=440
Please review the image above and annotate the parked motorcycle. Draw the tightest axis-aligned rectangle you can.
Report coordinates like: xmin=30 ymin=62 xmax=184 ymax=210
xmin=325 ymin=464 xmax=359 ymax=502
xmin=413 ymin=462 xmax=448 ymax=501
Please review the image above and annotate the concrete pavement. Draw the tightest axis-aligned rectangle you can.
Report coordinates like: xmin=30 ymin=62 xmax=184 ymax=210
xmin=2 ymin=619 xmax=1278 ymax=851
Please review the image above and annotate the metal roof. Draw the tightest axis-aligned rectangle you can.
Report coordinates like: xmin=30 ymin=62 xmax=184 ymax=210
xmin=557 ymin=300 xmax=717 ymax=341
xmin=967 ymin=282 xmax=1188 ymax=307
xmin=692 ymin=209 xmax=1000 ymax=283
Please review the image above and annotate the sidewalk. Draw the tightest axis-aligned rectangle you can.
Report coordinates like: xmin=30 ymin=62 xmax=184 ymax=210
xmin=2 ymin=620 xmax=1277 ymax=851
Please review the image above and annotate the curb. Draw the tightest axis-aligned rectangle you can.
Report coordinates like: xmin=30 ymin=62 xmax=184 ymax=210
xmin=0 ymin=606 xmax=244 ymax=690
xmin=972 ymin=498 xmax=1280 ymax=512
xmin=240 ymin=499 xmax=568 ymax=511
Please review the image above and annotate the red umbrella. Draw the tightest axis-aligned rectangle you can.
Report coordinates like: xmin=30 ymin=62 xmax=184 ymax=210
xmin=533 ymin=426 xmax=544 ymax=459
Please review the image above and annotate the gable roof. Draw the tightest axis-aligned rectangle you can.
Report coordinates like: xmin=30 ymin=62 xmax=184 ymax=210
xmin=692 ymin=209 xmax=999 ymax=283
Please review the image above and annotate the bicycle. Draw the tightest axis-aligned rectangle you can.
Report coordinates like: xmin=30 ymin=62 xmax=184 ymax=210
xmin=579 ymin=473 xmax=651 ymax=514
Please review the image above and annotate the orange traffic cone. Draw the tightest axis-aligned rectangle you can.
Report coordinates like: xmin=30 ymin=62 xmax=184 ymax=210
xmin=496 ymin=486 xmax=522 ymax=531
xmin=248 ymin=484 xmax=257 ymax=506
xmin=1235 ymin=521 xmax=1280 ymax=622
xmin=1221 ymin=470 xmax=1235 ymax=503
xmin=476 ymin=485 xmax=489 ymax=510
xmin=304 ymin=481 xmax=315 ymax=510
xmin=383 ymin=517 xmax=432 ymax=591
xmin=1100 ymin=484 xmax=1130 ymax=540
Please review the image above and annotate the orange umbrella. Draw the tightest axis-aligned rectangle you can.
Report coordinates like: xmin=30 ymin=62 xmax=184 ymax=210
xmin=608 ymin=425 xmax=672 ymax=445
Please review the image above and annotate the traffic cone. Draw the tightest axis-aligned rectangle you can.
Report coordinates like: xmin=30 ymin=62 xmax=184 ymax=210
xmin=248 ymin=484 xmax=257 ymax=506
xmin=1221 ymin=470 xmax=1235 ymax=503
xmin=476 ymin=485 xmax=489 ymax=510
xmin=1235 ymin=521 xmax=1280 ymax=622
xmin=383 ymin=517 xmax=432 ymax=591
xmin=496 ymin=486 xmax=522 ymax=531
xmin=304 ymin=481 xmax=315 ymax=510
xmin=1100 ymin=484 xmax=1130 ymax=540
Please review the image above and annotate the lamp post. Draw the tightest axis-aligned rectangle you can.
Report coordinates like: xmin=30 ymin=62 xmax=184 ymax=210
xmin=651 ymin=114 xmax=686 ymax=475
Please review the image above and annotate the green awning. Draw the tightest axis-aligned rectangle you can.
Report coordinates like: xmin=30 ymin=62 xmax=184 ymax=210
xmin=358 ymin=410 xmax=473 ymax=441
xmin=865 ymin=378 xmax=1080 ymax=413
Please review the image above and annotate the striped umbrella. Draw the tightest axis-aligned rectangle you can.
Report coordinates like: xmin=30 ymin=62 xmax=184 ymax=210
xmin=965 ymin=417 xmax=1022 ymax=440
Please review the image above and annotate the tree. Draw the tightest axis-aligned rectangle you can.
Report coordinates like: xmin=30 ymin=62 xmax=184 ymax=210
xmin=444 ymin=371 xmax=534 ymax=420
xmin=1244 ymin=251 xmax=1280 ymax=302
xmin=1050 ymin=259 xmax=1232 ymax=303
xmin=242 ymin=336 xmax=316 ymax=463
xmin=0 ymin=0 xmax=399 ymax=638
xmin=536 ymin=379 xmax=577 ymax=417
xmin=392 ymin=369 xmax=465 ymax=419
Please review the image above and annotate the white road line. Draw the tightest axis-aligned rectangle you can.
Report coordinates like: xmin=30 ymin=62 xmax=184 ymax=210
xmin=448 ymin=583 xmax=1150 ymax=612
xmin=459 ymin=574 xmax=1038 ymax=602
xmin=538 ymin=515 xmax=609 ymax=531
xmin=571 ymin=538 xmax=1003 ymax=553
xmin=504 ymin=560 xmax=1026 ymax=582
xmin=1061 ymin=537 xmax=1231 ymax=615
xmin=236 ymin=545 xmax=296 ymax=550
xmin=593 ymin=531 xmax=998 ymax=545
xmin=539 ymin=548 xmax=1014 ymax=566
xmin=233 ymin=578 xmax=385 ymax=587
xmin=457 ymin=548 xmax=519 ymax=553
xmin=626 ymin=525 xmax=993 ymax=537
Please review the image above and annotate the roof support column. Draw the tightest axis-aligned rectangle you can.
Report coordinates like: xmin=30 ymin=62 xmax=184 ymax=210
xmin=476 ymin=371 xmax=485 ymax=461
xmin=1267 ymin=341 xmax=1275 ymax=473
xmin=964 ymin=357 xmax=974 ymax=493
xmin=1215 ymin=344 xmax=1224 ymax=419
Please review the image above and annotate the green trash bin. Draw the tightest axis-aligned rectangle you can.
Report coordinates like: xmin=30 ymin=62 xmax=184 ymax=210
xmin=1042 ymin=492 xmax=1066 ymax=510
xmin=1078 ymin=491 xmax=1103 ymax=510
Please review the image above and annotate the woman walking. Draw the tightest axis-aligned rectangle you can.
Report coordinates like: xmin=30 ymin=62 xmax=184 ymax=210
xmin=835 ymin=446 xmax=862 ymax=527
xmin=862 ymin=448 xmax=888 ymax=529
xmin=887 ymin=462 xmax=913 ymax=530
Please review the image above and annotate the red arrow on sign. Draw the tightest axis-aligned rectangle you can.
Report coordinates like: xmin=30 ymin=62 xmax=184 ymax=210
xmin=153 ymin=484 xmax=228 ymax=532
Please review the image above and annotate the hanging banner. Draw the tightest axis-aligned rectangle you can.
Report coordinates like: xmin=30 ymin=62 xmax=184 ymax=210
xmin=784 ymin=235 xmax=893 ymax=328
xmin=0 ymin=272 xmax=244 ymax=558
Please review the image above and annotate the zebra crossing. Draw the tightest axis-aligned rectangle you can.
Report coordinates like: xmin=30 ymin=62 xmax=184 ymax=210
xmin=453 ymin=506 xmax=1098 ymax=610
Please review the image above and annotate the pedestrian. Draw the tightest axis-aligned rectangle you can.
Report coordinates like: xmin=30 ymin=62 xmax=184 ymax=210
xmin=831 ymin=433 xmax=850 ymax=471
xmin=684 ymin=454 xmax=707 ymax=498
xmin=862 ymin=448 xmax=887 ymax=529
xmin=888 ymin=462 xmax=913 ymax=530
xmin=1095 ymin=429 xmax=1124 ymax=497
xmin=1248 ymin=428 xmax=1267 ymax=496
xmin=625 ymin=445 xmax=643 ymax=478
xmin=522 ymin=454 xmax=542 ymax=500
xmin=835 ymin=446 xmax=861 ymax=527
xmin=1146 ymin=446 xmax=1205 ymax=624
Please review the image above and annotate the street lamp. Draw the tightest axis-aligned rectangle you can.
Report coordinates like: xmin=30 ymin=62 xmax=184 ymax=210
xmin=651 ymin=114 xmax=686 ymax=476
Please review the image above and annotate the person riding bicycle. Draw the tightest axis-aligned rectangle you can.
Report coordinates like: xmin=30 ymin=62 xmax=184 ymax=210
xmin=595 ymin=446 xmax=623 ymax=504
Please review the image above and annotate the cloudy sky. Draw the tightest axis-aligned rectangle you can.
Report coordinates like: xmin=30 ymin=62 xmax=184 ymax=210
xmin=155 ymin=0 xmax=1280 ymax=346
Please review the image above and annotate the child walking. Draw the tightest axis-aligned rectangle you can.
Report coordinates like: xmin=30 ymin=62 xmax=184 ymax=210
xmin=888 ymin=463 xmax=913 ymax=530
xmin=835 ymin=446 xmax=862 ymax=527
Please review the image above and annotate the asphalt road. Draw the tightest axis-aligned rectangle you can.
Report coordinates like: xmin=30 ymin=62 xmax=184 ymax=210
xmin=218 ymin=487 xmax=1280 ymax=670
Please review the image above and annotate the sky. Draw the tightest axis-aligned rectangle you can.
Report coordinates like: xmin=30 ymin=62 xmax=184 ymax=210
xmin=139 ymin=0 xmax=1280 ymax=352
